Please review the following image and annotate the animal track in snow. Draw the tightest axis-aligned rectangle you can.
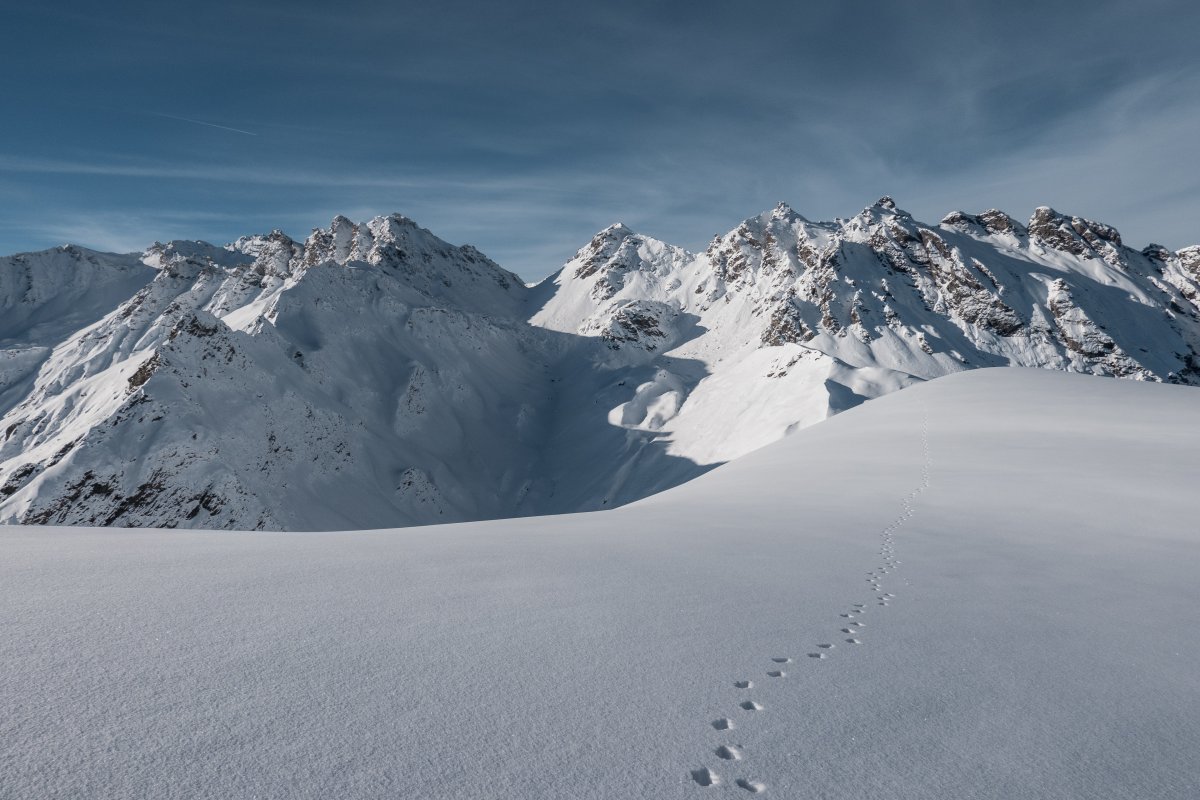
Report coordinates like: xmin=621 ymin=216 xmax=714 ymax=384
xmin=736 ymin=778 xmax=767 ymax=793
xmin=716 ymin=744 xmax=744 ymax=761
xmin=694 ymin=410 xmax=931 ymax=792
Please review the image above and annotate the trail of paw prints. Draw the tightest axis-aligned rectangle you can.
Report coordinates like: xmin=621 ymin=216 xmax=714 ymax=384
xmin=689 ymin=410 xmax=932 ymax=792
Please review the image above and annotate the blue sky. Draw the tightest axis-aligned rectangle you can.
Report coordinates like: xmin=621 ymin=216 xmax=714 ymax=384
xmin=3 ymin=1 xmax=1198 ymax=279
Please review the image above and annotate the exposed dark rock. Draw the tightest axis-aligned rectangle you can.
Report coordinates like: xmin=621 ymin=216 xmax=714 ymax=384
xmin=762 ymin=302 xmax=815 ymax=345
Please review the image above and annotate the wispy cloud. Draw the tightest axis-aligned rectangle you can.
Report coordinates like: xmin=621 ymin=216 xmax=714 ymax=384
xmin=147 ymin=112 xmax=258 ymax=137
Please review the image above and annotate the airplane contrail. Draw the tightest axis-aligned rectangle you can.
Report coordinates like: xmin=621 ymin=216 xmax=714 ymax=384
xmin=149 ymin=112 xmax=258 ymax=136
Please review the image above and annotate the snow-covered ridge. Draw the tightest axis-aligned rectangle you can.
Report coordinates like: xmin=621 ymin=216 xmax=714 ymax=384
xmin=2 ymin=202 xmax=1198 ymax=529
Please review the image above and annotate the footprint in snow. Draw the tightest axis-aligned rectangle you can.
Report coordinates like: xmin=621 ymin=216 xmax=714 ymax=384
xmin=716 ymin=744 xmax=744 ymax=761
xmin=740 ymin=700 xmax=763 ymax=711
xmin=734 ymin=680 xmax=752 ymax=689
xmin=808 ymin=652 xmax=826 ymax=659
xmin=691 ymin=768 xmax=720 ymax=787
xmin=736 ymin=778 xmax=767 ymax=793
xmin=767 ymin=670 xmax=785 ymax=678
xmin=817 ymin=643 xmax=834 ymax=649
xmin=771 ymin=657 xmax=792 ymax=664
xmin=712 ymin=718 xmax=735 ymax=731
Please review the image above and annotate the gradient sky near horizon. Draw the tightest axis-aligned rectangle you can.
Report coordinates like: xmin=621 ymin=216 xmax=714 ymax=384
xmin=3 ymin=0 xmax=1198 ymax=279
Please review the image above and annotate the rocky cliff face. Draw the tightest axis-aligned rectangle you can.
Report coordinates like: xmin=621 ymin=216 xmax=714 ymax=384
xmin=2 ymin=201 xmax=1197 ymax=529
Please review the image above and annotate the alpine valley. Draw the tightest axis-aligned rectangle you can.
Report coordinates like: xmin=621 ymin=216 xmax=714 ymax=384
xmin=2 ymin=198 xmax=1198 ymax=530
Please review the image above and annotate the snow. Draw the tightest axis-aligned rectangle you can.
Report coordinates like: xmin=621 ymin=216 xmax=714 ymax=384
xmin=3 ymin=200 xmax=1199 ymax=530
xmin=3 ymin=368 xmax=1198 ymax=798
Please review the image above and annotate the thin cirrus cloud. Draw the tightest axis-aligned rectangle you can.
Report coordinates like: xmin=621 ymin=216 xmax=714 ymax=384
xmin=146 ymin=113 xmax=258 ymax=137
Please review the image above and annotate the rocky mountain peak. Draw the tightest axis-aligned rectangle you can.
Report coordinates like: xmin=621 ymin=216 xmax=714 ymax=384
xmin=1028 ymin=207 xmax=1124 ymax=262
xmin=572 ymin=223 xmax=642 ymax=281
xmin=4 ymin=199 xmax=1200 ymax=531
xmin=770 ymin=202 xmax=805 ymax=223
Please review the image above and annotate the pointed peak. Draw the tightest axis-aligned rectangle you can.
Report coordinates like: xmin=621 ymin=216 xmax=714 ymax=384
xmin=579 ymin=223 xmax=638 ymax=254
xmin=1030 ymin=206 xmax=1061 ymax=223
xmin=380 ymin=212 xmax=418 ymax=227
xmin=600 ymin=222 xmax=635 ymax=236
xmin=860 ymin=196 xmax=910 ymax=220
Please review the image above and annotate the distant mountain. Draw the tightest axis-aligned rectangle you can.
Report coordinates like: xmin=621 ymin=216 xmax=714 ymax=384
xmin=2 ymin=200 xmax=1197 ymax=529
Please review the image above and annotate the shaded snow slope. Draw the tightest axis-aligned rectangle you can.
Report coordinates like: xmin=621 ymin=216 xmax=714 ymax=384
xmin=3 ymin=201 xmax=1199 ymax=530
xmin=0 ymin=246 xmax=155 ymax=418
xmin=2 ymin=369 xmax=1197 ymax=799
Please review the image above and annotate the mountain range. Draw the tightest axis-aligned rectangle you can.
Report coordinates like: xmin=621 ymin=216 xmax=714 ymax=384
xmin=2 ymin=198 xmax=1197 ymax=529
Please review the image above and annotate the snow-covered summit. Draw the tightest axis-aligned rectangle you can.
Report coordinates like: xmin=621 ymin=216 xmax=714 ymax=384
xmin=531 ymin=198 xmax=1199 ymax=465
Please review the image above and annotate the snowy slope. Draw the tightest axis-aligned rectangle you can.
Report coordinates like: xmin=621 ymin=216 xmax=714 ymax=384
xmin=532 ymin=199 xmax=1200 ymax=468
xmin=0 ymin=217 xmax=554 ymax=529
xmin=0 ymin=246 xmax=155 ymax=417
xmin=2 ymin=201 xmax=1199 ymax=529
xmin=2 ymin=369 xmax=1197 ymax=799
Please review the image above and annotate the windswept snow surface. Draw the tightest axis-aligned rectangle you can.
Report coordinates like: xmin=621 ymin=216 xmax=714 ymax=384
xmin=3 ymin=368 xmax=1198 ymax=799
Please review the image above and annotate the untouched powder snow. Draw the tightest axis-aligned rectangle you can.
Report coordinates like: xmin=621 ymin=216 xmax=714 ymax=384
xmin=2 ymin=368 xmax=1198 ymax=799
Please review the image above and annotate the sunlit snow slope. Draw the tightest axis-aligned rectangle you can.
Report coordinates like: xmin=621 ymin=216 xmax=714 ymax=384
xmin=3 ymin=369 xmax=1197 ymax=799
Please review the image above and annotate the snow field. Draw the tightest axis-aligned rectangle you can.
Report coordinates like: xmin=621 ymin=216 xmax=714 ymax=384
xmin=2 ymin=369 xmax=1198 ymax=798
